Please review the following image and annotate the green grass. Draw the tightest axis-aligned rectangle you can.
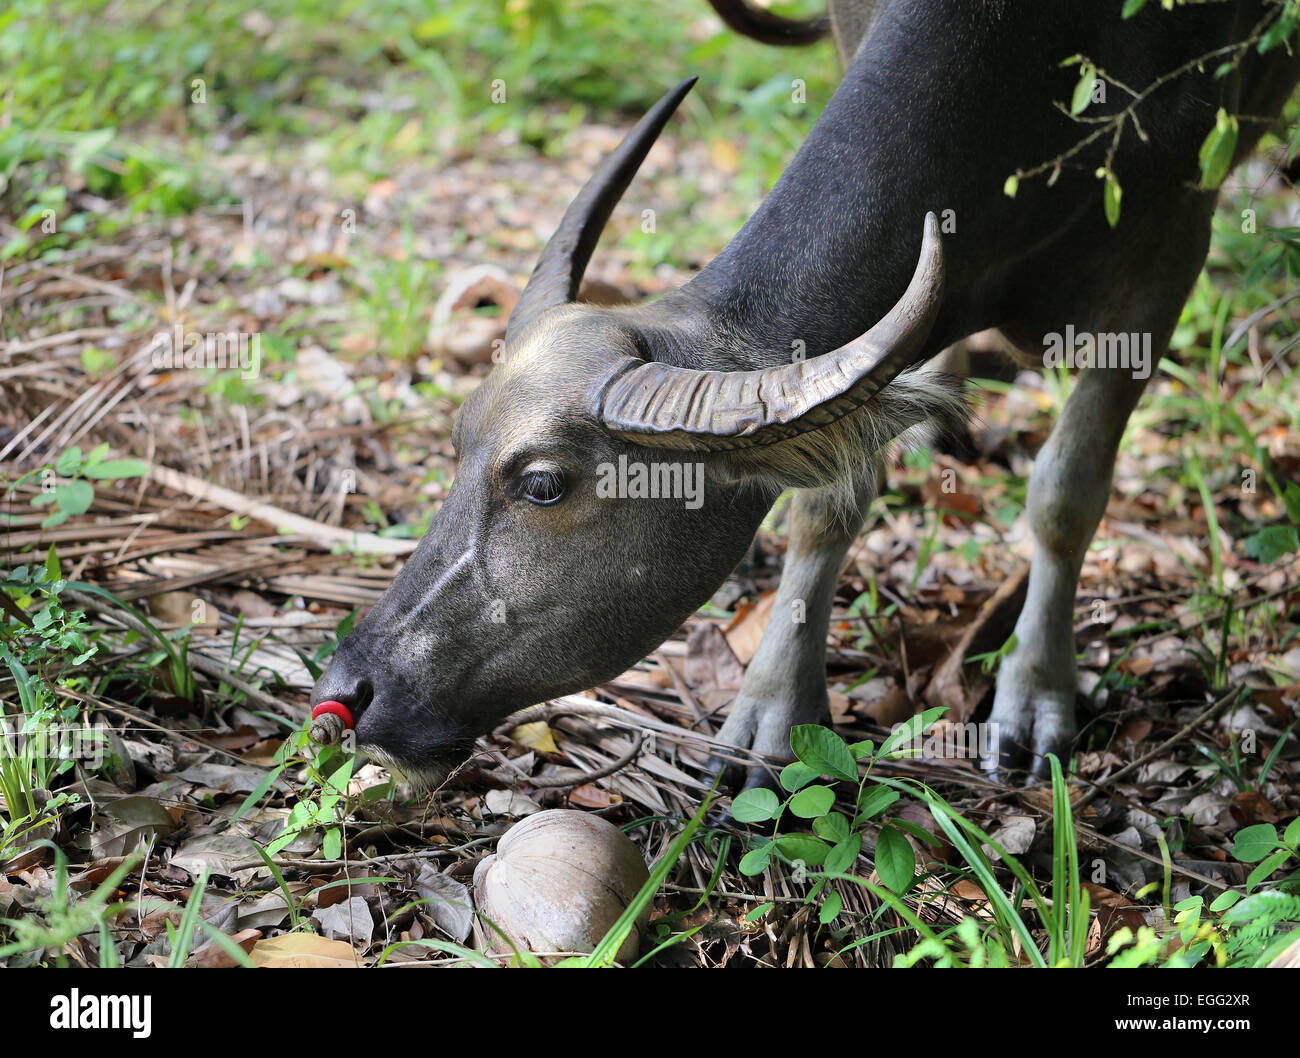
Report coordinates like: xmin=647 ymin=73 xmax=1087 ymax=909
xmin=0 ymin=0 xmax=833 ymax=266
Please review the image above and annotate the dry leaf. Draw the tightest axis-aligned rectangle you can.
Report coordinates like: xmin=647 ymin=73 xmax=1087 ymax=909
xmin=83 ymin=796 xmax=176 ymax=859
xmin=236 ymin=890 xmax=294 ymax=931
xmin=414 ymin=865 xmax=473 ymax=943
xmin=1230 ymin=789 xmax=1279 ymax=825
xmin=1118 ymin=716 xmax=1153 ymax=745
xmin=510 ymin=720 xmax=559 ymax=754
xmin=193 ymin=928 xmax=261 ymax=968
xmin=985 ymin=814 xmax=1037 ymax=858
xmin=484 ymin=789 xmax=542 ymax=817
xmin=683 ymin=622 xmax=744 ymax=693
xmin=311 ymin=896 xmax=375 ymax=947
xmin=1122 ymin=655 xmax=1154 ymax=677
xmin=169 ymin=833 xmax=263 ymax=880
xmin=724 ymin=591 xmax=776 ymax=666
xmin=568 ymin=784 xmax=619 ymax=809
xmin=249 ymin=933 xmax=362 ymax=967
xmin=862 ymin=683 xmax=913 ymax=727
xmin=177 ymin=761 xmax=282 ymax=795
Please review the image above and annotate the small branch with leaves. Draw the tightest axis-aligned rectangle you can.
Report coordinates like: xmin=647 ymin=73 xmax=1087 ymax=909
xmin=1003 ymin=0 xmax=1298 ymax=227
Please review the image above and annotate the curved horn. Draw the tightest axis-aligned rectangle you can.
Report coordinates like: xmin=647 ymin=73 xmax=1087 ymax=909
xmin=595 ymin=212 xmax=946 ymax=450
xmin=705 ymin=0 xmax=830 ymax=46
xmin=506 ymin=77 xmax=697 ymax=341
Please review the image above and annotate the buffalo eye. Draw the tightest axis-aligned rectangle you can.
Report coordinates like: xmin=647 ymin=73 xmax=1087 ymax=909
xmin=512 ymin=468 xmax=566 ymax=506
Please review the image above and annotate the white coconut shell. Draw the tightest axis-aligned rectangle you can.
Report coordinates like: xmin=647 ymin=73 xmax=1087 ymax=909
xmin=473 ymin=809 xmax=650 ymax=964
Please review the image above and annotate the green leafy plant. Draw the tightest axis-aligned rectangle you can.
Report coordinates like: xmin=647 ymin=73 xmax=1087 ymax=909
xmin=347 ymin=228 xmax=441 ymax=360
xmin=66 ymin=581 xmax=199 ymax=705
xmin=6 ymin=444 xmax=148 ymax=529
xmin=733 ymin=728 xmax=1100 ymax=966
xmin=1229 ymin=818 xmax=1300 ymax=893
xmin=237 ymin=728 xmax=362 ymax=863
xmin=1196 ymin=719 xmax=1295 ymax=794
xmin=0 ymin=641 xmax=82 ymax=856
xmin=731 ymin=709 xmax=951 ymax=899
xmin=738 ymin=714 xmax=1300 ymax=967
xmin=1118 ymin=818 xmax=1300 ymax=967
xmin=966 ymin=633 xmax=1019 ymax=676
xmin=0 ymin=550 xmax=96 ymax=856
xmin=1008 ymin=1 xmax=1300 ymax=225
xmin=0 ymin=843 xmax=140 ymax=965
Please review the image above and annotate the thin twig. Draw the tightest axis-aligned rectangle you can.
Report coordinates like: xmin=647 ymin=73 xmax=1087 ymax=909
xmin=148 ymin=464 xmax=417 ymax=556
xmin=525 ymin=732 xmax=645 ymax=788
xmin=654 ymin=649 xmax=714 ymax=734
xmin=1074 ymin=686 xmax=1245 ymax=811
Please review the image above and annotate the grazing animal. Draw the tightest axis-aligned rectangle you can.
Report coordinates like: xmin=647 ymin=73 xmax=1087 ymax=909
xmin=313 ymin=0 xmax=1300 ymax=789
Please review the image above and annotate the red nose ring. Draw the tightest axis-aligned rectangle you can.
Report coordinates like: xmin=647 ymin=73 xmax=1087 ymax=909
xmin=312 ymin=700 xmax=354 ymax=729
xmin=309 ymin=699 xmax=354 ymax=746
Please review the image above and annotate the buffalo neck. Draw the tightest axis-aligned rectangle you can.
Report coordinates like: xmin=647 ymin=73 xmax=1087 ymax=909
xmin=664 ymin=8 xmax=975 ymax=370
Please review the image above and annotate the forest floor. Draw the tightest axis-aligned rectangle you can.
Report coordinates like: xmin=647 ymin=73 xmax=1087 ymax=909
xmin=1 ymin=2 xmax=1298 ymax=968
